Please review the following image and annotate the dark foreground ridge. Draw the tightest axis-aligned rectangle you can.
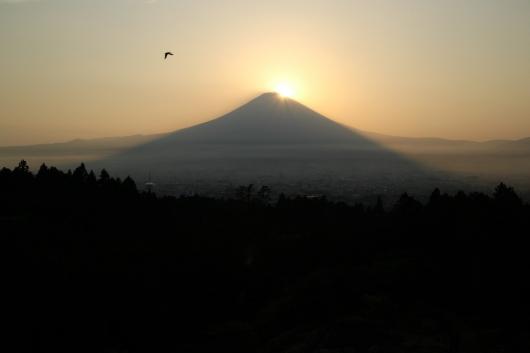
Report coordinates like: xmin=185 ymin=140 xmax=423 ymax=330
xmin=2 ymin=161 xmax=530 ymax=353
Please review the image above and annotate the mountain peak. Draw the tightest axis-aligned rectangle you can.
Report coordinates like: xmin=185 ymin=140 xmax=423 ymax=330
xmin=241 ymin=91 xmax=295 ymax=108
xmin=257 ymin=91 xmax=280 ymax=98
xmin=229 ymin=92 xmax=320 ymax=120
xmin=153 ymin=92 xmax=358 ymax=144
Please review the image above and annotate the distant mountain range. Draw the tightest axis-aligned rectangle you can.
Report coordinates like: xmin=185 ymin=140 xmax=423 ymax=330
xmin=0 ymin=133 xmax=165 ymax=167
xmin=2 ymin=92 xmax=530 ymax=197
xmin=3 ymin=126 xmax=530 ymax=165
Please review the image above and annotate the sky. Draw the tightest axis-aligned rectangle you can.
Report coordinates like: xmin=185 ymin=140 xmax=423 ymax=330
xmin=1 ymin=0 xmax=530 ymax=146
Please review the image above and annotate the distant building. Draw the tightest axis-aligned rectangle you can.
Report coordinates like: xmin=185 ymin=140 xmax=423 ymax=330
xmin=145 ymin=172 xmax=156 ymax=193
xmin=304 ymin=194 xmax=324 ymax=200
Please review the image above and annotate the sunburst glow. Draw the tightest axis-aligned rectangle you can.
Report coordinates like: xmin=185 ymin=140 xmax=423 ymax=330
xmin=275 ymin=83 xmax=294 ymax=98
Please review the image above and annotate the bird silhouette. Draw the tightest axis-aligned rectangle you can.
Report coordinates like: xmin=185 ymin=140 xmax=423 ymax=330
xmin=164 ymin=52 xmax=174 ymax=59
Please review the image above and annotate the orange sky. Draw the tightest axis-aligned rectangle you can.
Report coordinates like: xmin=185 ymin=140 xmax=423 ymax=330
xmin=1 ymin=0 xmax=530 ymax=145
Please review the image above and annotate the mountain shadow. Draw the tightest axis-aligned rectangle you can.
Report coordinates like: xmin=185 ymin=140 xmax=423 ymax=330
xmin=95 ymin=93 xmax=441 ymax=197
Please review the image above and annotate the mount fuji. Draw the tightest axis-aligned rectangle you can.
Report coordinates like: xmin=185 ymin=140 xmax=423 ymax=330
xmin=98 ymin=93 xmax=435 ymax=197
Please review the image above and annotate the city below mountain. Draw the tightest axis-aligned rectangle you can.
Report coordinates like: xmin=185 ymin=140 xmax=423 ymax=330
xmin=2 ymin=93 xmax=530 ymax=200
xmin=97 ymin=92 xmax=437 ymax=199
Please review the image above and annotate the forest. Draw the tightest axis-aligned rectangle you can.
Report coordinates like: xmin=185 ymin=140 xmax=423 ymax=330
xmin=2 ymin=160 xmax=530 ymax=353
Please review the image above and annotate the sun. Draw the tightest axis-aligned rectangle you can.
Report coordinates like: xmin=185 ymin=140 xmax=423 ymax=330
xmin=275 ymin=83 xmax=294 ymax=98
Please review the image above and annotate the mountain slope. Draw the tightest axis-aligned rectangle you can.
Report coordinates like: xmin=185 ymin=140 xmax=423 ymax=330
xmin=96 ymin=93 xmax=435 ymax=197
xmin=132 ymin=93 xmax=373 ymax=146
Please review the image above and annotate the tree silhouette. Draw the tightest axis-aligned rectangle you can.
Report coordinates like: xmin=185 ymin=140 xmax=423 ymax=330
xmin=122 ymin=176 xmax=138 ymax=194
xmin=256 ymin=185 xmax=272 ymax=204
xmin=1 ymin=160 xmax=530 ymax=353
xmin=374 ymin=196 xmax=384 ymax=214
xmin=73 ymin=163 xmax=89 ymax=182
xmin=393 ymin=192 xmax=422 ymax=214
xmin=14 ymin=159 xmax=30 ymax=174
xmin=235 ymin=184 xmax=254 ymax=203
xmin=494 ymin=182 xmax=522 ymax=209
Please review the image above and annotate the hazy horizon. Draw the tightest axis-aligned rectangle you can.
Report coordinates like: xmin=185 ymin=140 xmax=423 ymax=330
xmin=2 ymin=0 xmax=530 ymax=146
xmin=3 ymin=90 xmax=530 ymax=148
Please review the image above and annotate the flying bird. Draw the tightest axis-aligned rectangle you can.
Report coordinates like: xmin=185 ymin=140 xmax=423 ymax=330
xmin=164 ymin=52 xmax=174 ymax=59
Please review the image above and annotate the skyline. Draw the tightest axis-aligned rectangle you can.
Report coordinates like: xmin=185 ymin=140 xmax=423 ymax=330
xmin=2 ymin=0 xmax=530 ymax=145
